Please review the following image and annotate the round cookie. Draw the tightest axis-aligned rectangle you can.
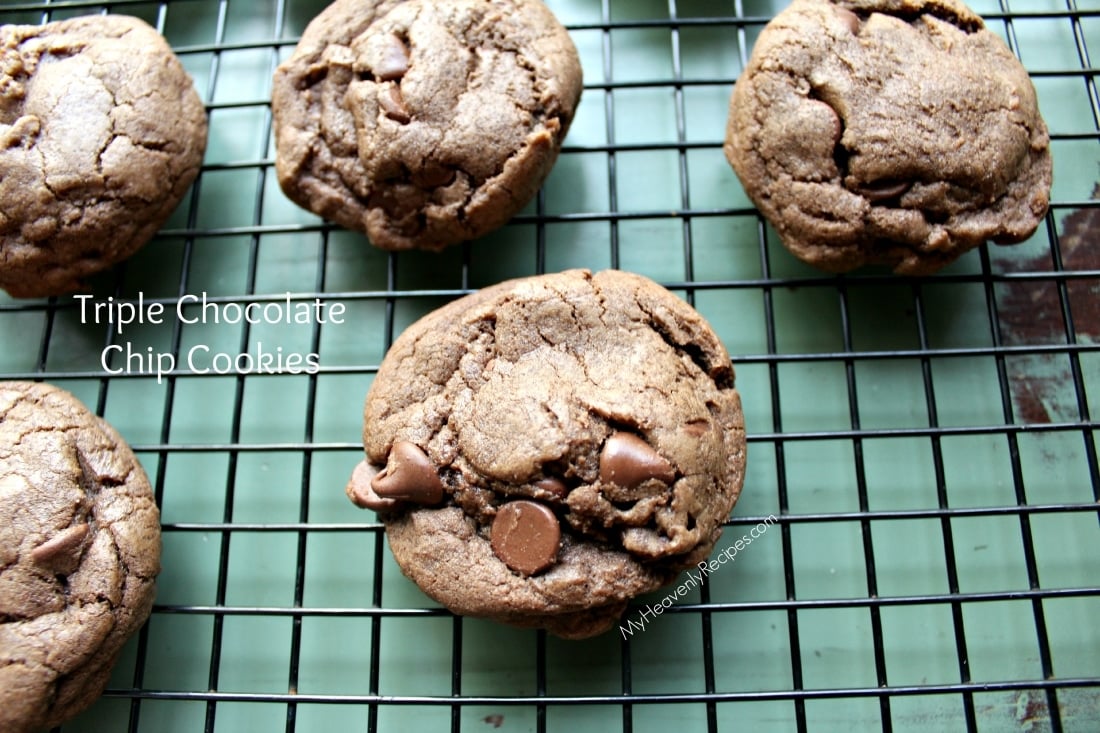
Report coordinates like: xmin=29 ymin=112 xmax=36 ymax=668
xmin=0 ymin=15 xmax=207 ymax=298
xmin=725 ymin=0 xmax=1052 ymax=275
xmin=0 ymin=381 xmax=161 ymax=732
xmin=345 ymin=269 xmax=746 ymax=638
xmin=272 ymin=0 xmax=582 ymax=252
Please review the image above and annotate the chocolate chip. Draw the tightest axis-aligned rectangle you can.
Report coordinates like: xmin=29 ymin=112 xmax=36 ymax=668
xmin=379 ymin=85 xmax=411 ymax=124
xmin=345 ymin=459 xmax=398 ymax=512
xmin=412 ymin=163 xmax=456 ymax=188
xmin=853 ymin=180 xmax=911 ymax=202
xmin=533 ymin=477 xmax=569 ymax=499
xmin=599 ymin=432 xmax=676 ymax=489
xmin=371 ymin=441 xmax=444 ymax=504
xmin=31 ymin=523 xmax=90 ymax=567
xmin=490 ymin=500 xmax=561 ymax=576
xmin=836 ymin=6 xmax=861 ymax=34
xmin=375 ymin=33 xmax=410 ymax=81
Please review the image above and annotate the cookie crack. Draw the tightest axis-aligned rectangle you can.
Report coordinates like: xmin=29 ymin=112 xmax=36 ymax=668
xmin=864 ymin=3 xmax=982 ymax=34
xmin=637 ymin=301 xmax=732 ymax=390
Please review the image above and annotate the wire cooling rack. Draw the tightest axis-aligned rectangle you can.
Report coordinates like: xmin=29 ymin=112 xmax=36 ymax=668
xmin=1 ymin=0 xmax=1098 ymax=730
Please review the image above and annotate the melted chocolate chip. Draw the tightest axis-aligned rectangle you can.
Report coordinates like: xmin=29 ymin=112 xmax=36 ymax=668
xmin=371 ymin=441 xmax=444 ymax=504
xmin=490 ymin=500 xmax=561 ymax=576
xmin=345 ymin=459 xmax=398 ymax=512
xmin=853 ymin=180 xmax=911 ymax=202
xmin=375 ymin=33 xmax=410 ymax=81
xmin=533 ymin=477 xmax=569 ymax=499
xmin=836 ymin=6 xmax=861 ymax=34
xmin=380 ymin=85 xmax=411 ymax=124
xmin=412 ymin=163 xmax=456 ymax=188
xmin=599 ymin=432 xmax=676 ymax=489
xmin=30 ymin=523 xmax=90 ymax=568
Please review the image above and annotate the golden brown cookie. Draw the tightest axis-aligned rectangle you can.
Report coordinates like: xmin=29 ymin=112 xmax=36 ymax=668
xmin=0 ymin=15 xmax=207 ymax=297
xmin=725 ymin=0 xmax=1051 ymax=275
xmin=345 ymin=269 xmax=746 ymax=638
xmin=0 ymin=381 xmax=161 ymax=733
xmin=272 ymin=0 xmax=582 ymax=252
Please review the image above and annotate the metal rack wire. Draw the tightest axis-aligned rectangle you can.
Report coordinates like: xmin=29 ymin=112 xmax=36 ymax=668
xmin=0 ymin=0 xmax=1098 ymax=731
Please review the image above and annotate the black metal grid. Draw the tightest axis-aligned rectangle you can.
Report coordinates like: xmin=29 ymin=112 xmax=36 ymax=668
xmin=0 ymin=0 xmax=1098 ymax=731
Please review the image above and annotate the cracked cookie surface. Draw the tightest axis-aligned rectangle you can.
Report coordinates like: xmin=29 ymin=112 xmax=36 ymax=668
xmin=346 ymin=269 xmax=746 ymax=638
xmin=272 ymin=0 xmax=582 ymax=252
xmin=0 ymin=15 xmax=207 ymax=298
xmin=0 ymin=381 xmax=160 ymax=733
xmin=725 ymin=0 xmax=1052 ymax=275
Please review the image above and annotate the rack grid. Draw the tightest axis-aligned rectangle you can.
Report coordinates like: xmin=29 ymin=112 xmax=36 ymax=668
xmin=0 ymin=0 xmax=1098 ymax=730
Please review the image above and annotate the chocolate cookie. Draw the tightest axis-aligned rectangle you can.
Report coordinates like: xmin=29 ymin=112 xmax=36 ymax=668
xmin=0 ymin=381 xmax=161 ymax=732
xmin=345 ymin=269 xmax=746 ymax=638
xmin=725 ymin=0 xmax=1052 ymax=275
xmin=272 ymin=0 xmax=582 ymax=252
xmin=0 ymin=15 xmax=207 ymax=298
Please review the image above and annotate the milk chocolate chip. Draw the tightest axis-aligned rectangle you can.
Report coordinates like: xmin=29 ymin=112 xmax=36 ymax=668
xmin=371 ymin=441 xmax=444 ymax=504
xmin=375 ymin=33 xmax=410 ymax=80
xmin=345 ymin=460 xmax=398 ymax=512
xmin=599 ymin=432 xmax=676 ymax=489
xmin=852 ymin=180 xmax=911 ymax=203
xmin=836 ymin=6 xmax=861 ymax=34
xmin=490 ymin=500 xmax=561 ymax=576
xmin=30 ymin=523 xmax=90 ymax=569
xmin=533 ymin=477 xmax=569 ymax=499
xmin=379 ymin=85 xmax=411 ymax=124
